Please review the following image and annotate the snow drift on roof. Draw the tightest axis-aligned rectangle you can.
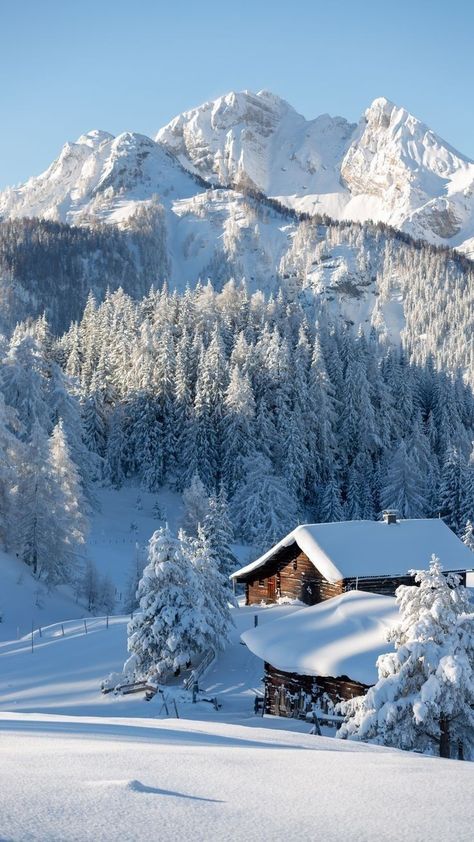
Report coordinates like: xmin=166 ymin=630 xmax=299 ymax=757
xmin=231 ymin=519 xmax=473 ymax=584
xmin=241 ymin=590 xmax=399 ymax=684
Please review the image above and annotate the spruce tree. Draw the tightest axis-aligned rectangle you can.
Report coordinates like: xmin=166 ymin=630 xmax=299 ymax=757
xmin=124 ymin=527 xmax=206 ymax=682
xmin=339 ymin=557 xmax=474 ymax=759
xmin=181 ymin=472 xmax=210 ymax=537
xmin=202 ymin=484 xmax=237 ymax=584
xmin=231 ymin=453 xmax=298 ymax=550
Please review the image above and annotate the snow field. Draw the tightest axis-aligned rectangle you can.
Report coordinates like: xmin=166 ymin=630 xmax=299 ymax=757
xmin=1 ymin=712 xmax=473 ymax=842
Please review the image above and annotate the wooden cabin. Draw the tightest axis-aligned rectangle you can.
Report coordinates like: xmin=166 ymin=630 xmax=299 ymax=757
xmin=241 ymin=590 xmax=399 ymax=716
xmin=231 ymin=515 xmax=471 ymax=606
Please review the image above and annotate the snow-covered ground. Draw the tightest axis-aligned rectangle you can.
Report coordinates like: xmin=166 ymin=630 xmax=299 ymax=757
xmin=2 ymin=711 xmax=473 ymax=842
xmin=0 ymin=549 xmax=88 ymax=643
xmin=1 ymin=490 xmax=473 ymax=840
xmin=1 ymin=592 xmax=473 ymax=839
xmin=0 ymin=603 xmax=300 ymax=719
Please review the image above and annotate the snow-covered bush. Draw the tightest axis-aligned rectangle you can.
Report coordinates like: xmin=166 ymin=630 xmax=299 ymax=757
xmin=338 ymin=556 xmax=474 ymax=759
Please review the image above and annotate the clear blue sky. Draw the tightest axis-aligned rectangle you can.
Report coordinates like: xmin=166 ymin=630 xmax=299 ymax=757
xmin=2 ymin=0 xmax=473 ymax=189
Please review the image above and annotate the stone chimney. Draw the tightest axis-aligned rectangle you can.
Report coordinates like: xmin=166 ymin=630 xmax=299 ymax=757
xmin=382 ymin=510 xmax=398 ymax=525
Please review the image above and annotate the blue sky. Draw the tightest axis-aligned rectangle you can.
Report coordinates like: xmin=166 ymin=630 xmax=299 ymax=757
xmin=1 ymin=0 xmax=473 ymax=189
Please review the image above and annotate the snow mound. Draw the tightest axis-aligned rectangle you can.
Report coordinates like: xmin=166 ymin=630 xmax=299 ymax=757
xmin=242 ymin=590 xmax=398 ymax=684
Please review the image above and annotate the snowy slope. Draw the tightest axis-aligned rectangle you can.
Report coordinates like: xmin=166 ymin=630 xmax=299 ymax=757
xmin=1 ymin=712 xmax=473 ymax=842
xmin=1 ymin=578 xmax=473 ymax=840
xmin=1 ymin=600 xmax=473 ymax=842
xmin=0 ymin=550 xmax=90 ymax=643
xmin=0 ymin=602 xmax=300 ymax=718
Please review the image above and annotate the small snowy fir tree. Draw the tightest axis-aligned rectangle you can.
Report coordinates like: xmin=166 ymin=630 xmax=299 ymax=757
xmin=124 ymin=526 xmax=208 ymax=683
xmin=202 ymin=484 xmax=237 ymax=585
xmin=183 ymin=525 xmax=233 ymax=651
xmin=98 ymin=574 xmax=116 ymax=614
xmin=180 ymin=472 xmax=210 ymax=537
xmin=462 ymin=520 xmax=474 ymax=552
xmin=122 ymin=544 xmax=146 ymax=613
xmin=81 ymin=558 xmax=100 ymax=612
xmin=338 ymin=557 xmax=474 ymax=759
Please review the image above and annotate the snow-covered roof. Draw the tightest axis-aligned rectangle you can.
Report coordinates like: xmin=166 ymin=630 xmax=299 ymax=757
xmin=231 ymin=519 xmax=473 ymax=584
xmin=241 ymin=590 xmax=399 ymax=685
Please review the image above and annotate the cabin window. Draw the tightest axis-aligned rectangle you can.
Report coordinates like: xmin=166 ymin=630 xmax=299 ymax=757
xmin=258 ymin=578 xmax=265 ymax=588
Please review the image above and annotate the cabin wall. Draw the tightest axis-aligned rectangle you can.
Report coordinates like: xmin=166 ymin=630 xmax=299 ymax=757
xmin=243 ymin=546 xmax=468 ymax=606
xmin=342 ymin=574 xmax=415 ymax=597
xmin=246 ymin=547 xmax=344 ymax=605
xmin=264 ymin=662 xmax=369 ymax=718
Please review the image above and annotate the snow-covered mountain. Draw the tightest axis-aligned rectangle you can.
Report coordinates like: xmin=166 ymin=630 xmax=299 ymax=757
xmin=0 ymin=90 xmax=473 ymax=377
xmin=1 ymin=89 xmax=474 ymax=255
xmin=157 ymin=91 xmax=474 ymax=254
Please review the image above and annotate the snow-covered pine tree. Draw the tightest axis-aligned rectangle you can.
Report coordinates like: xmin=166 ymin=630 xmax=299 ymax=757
xmin=183 ymin=525 xmax=233 ymax=651
xmin=319 ymin=471 xmax=344 ymax=523
xmin=82 ymin=558 xmax=100 ymax=612
xmin=16 ymin=421 xmax=87 ymax=586
xmin=380 ymin=439 xmax=430 ymax=519
xmin=202 ymin=484 xmax=237 ymax=585
xmin=231 ymin=452 xmax=298 ymax=550
xmin=48 ymin=361 xmax=98 ymax=500
xmin=462 ymin=520 xmax=474 ymax=552
xmin=0 ymin=393 xmax=22 ymax=550
xmin=180 ymin=472 xmax=210 ymax=537
xmin=1 ymin=332 xmax=50 ymax=437
xmin=49 ymin=419 xmax=88 ymax=556
xmin=221 ymin=364 xmax=256 ymax=495
xmin=122 ymin=543 xmax=147 ymax=613
xmin=437 ymin=445 xmax=467 ymax=535
xmin=98 ymin=573 xmax=116 ymax=614
xmin=173 ymin=328 xmax=198 ymax=491
xmin=338 ymin=557 xmax=474 ymax=759
xmin=124 ymin=526 xmax=207 ymax=682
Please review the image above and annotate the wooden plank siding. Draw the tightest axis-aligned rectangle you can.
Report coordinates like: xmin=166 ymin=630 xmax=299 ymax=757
xmin=244 ymin=544 xmax=343 ymax=605
xmin=264 ymin=662 xmax=369 ymax=718
xmin=241 ymin=541 xmax=468 ymax=605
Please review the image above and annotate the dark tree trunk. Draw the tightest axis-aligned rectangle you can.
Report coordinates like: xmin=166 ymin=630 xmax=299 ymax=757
xmin=439 ymin=717 xmax=450 ymax=758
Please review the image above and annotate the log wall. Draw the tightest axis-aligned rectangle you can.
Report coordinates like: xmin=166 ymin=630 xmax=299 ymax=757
xmin=246 ymin=544 xmax=344 ymax=605
xmin=243 ymin=544 xmax=467 ymax=606
xmin=264 ymin=662 xmax=369 ymax=718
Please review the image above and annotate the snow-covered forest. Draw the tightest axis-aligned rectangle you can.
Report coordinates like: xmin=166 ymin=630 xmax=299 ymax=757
xmin=0 ymin=207 xmax=473 ymax=388
xmin=0 ymin=278 xmax=473 ymax=594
